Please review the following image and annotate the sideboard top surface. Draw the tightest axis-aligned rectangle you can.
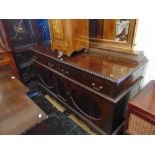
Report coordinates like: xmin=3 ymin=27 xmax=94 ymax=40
xmin=32 ymin=46 xmax=140 ymax=83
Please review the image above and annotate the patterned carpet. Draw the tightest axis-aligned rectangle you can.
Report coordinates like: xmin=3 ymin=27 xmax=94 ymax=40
xmin=28 ymin=92 xmax=89 ymax=135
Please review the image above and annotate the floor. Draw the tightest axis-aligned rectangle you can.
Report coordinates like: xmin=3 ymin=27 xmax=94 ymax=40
xmin=29 ymin=91 xmax=89 ymax=135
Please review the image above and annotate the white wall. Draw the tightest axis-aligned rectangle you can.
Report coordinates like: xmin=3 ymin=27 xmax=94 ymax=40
xmin=135 ymin=19 xmax=155 ymax=86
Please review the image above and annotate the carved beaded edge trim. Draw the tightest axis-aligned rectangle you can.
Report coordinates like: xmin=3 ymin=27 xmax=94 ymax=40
xmin=32 ymin=49 xmax=117 ymax=83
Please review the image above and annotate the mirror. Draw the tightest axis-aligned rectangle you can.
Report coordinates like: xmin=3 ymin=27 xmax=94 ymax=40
xmin=90 ymin=19 xmax=137 ymax=53
xmin=74 ymin=19 xmax=138 ymax=53
xmin=89 ymin=19 xmax=130 ymax=42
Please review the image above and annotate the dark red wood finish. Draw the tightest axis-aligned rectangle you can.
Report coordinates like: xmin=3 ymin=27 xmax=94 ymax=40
xmin=31 ymin=45 xmax=147 ymax=134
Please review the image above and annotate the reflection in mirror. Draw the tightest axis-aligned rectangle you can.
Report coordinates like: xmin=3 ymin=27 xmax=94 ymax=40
xmin=89 ymin=19 xmax=130 ymax=42
xmin=115 ymin=19 xmax=130 ymax=42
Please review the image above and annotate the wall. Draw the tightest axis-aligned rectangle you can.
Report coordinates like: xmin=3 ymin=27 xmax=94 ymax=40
xmin=135 ymin=19 xmax=155 ymax=86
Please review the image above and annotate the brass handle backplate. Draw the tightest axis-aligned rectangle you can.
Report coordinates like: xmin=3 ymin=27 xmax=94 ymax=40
xmin=92 ymin=83 xmax=103 ymax=91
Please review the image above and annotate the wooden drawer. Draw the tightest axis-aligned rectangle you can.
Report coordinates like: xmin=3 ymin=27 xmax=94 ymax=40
xmin=58 ymin=63 xmax=83 ymax=82
xmin=33 ymin=52 xmax=109 ymax=97
xmin=85 ymin=75 xmax=110 ymax=96
xmin=33 ymin=52 xmax=58 ymax=70
xmin=33 ymin=52 xmax=49 ymax=66
xmin=58 ymin=63 xmax=109 ymax=96
xmin=58 ymin=63 xmax=70 ymax=76
xmin=48 ymin=58 xmax=58 ymax=70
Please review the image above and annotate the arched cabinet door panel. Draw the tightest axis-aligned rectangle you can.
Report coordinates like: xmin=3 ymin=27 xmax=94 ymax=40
xmin=34 ymin=62 xmax=56 ymax=94
xmin=54 ymin=74 xmax=67 ymax=102
xmin=70 ymin=89 xmax=103 ymax=120
xmin=66 ymin=80 xmax=114 ymax=134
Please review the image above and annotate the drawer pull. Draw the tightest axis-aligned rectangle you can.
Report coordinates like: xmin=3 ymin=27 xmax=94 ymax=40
xmin=65 ymin=71 xmax=69 ymax=75
xmin=92 ymin=83 xmax=103 ymax=91
xmin=61 ymin=69 xmax=64 ymax=73
xmin=61 ymin=69 xmax=68 ymax=75
xmin=33 ymin=55 xmax=38 ymax=60
xmin=48 ymin=62 xmax=54 ymax=68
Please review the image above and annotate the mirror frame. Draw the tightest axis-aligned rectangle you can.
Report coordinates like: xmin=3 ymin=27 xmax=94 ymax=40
xmin=89 ymin=19 xmax=138 ymax=53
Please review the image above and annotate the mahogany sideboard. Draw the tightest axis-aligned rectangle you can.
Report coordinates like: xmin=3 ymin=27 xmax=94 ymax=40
xmin=31 ymin=45 xmax=147 ymax=134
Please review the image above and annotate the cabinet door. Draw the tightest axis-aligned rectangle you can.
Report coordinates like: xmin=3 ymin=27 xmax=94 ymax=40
xmin=48 ymin=19 xmax=68 ymax=52
xmin=54 ymin=74 xmax=67 ymax=102
xmin=66 ymin=81 xmax=114 ymax=134
xmin=34 ymin=62 xmax=56 ymax=94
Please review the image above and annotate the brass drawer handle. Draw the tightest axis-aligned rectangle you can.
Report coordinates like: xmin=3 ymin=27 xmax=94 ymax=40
xmin=61 ymin=69 xmax=68 ymax=75
xmin=92 ymin=83 xmax=103 ymax=91
xmin=48 ymin=62 xmax=54 ymax=68
xmin=65 ymin=71 xmax=69 ymax=75
xmin=33 ymin=55 xmax=38 ymax=60
xmin=48 ymin=62 xmax=51 ymax=66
